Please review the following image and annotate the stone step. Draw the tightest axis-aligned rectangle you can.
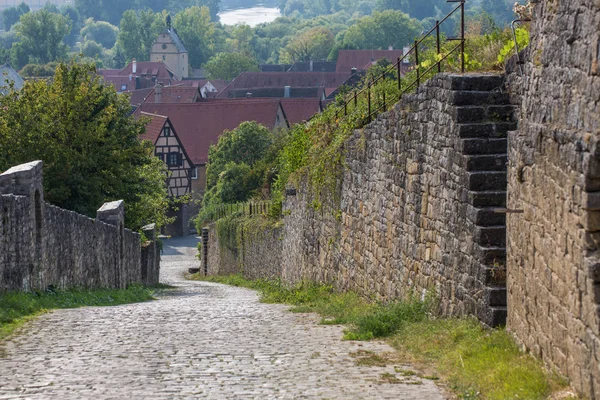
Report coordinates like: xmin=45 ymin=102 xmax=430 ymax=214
xmin=467 ymin=205 xmax=506 ymax=227
xmin=486 ymin=306 xmax=507 ymax=328
xmin=468 ymin=171 xmax=507 ymax=191
xmin=461 ymin=138 xmax=507 ymax=155
xmin=447 ymin=74 xmax=504 ymax=92
xmin=453 ymin=105 xmax=515 ymax=123
xmin=486 ymin=286 xmax=507 ymax=307
xmin=468 ymin=191 xmax=507 ymax=207
xmin=474 ymin=225 xmax=506 ymax=247
xmin=464 ymin=154 xmax=507 ymax=172
xmin=475 ymin=246 xmax=506 ymax=266
xmin=450 ymin=90 xmax=510 ymax=106
xmin=458 ymin=122 xmax=517 ymax=138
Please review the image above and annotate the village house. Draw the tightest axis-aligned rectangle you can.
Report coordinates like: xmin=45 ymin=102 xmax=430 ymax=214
xmin=150 ymin=27 xmax=189 ymax=79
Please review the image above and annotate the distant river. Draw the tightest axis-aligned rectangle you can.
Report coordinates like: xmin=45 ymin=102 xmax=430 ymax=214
xmin=218 ymin=5 xmax=281 ymax=26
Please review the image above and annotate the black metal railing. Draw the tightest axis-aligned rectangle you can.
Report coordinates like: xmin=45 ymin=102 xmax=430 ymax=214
xmin=333 ymin=0 xmax=466 ymax=125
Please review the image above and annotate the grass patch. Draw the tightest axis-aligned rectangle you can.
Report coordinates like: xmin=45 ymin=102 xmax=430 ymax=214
xmin=390 ymin=318 xmax=575 ymax=399
xmin=0 ymin=284 xmax=155 ymax=341
xmin=192 ymin=274 xmax=577 ymax=399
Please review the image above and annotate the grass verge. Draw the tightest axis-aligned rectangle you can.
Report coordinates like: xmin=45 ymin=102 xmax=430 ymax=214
xmin=192 ymin=274 xmax=576 ymax=399
xmin=0 ymin=284 xmax=156 ymax=341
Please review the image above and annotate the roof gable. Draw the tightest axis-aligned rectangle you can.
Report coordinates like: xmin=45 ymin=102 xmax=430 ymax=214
xmin=335 ymin=50 xmax=406 ymax=73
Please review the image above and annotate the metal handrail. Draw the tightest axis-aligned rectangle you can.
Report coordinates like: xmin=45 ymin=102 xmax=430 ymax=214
xmin=333 ymin=0 xmax=466 ymax=126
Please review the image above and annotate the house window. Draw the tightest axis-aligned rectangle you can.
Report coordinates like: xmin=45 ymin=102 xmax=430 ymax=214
xmin=162 ymin=55 xmax=166 ymax=61
xmin=163 ymin=126 xmax=171 ymax=136
xmin=120 ymin=84 xmax=127 ymax=91
xmin=167 ymin=152 xmax=181 ymax=167
xmin=156 ymin=152 xmax=164 ymax=161
xmin=191 ymin=167 xmax=198 ymax=180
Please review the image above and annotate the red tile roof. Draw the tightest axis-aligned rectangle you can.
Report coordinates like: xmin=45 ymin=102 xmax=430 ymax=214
xmin=280 ymin=98 xmax=322 ymax=125
xmin=144 ymin=86 xmax=200 ymax=104
xmin=128 ymin=88 xmax=154 ymax=107
xmin=335 ymin=50 xmax=407 ymax=73
xmin=136 ymin=99 xmax=282 ymax=164
xmin=218 ymin=72 xmax=350 ymax=98
xmin=138 ymin=112 xmax=168 ymax=143
xmin=119 ymin=61 xmax=176 ymax=80
xmin=176 ymin=79 xmax=208 ymax=88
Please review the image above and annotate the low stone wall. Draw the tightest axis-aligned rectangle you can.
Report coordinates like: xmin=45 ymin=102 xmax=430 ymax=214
xmin=504 ymin=0 xmax=600 ymax=396
xmin=0 ymin=161 xmax=160 ymax=291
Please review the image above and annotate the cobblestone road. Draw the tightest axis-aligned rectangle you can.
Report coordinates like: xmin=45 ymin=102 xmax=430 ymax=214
xmin=0 ymin=235 xmax=445 ymax=399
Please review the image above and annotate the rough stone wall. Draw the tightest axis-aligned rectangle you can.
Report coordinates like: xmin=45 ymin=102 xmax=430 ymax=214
xmin=204 ymin=221 xmax=283 ymax=280
xmin=505 ymin=1 xmax=600 ymax=397
xmin=0 ymin=161 xmax=158 ymax=292
xmin=282 ymin=74 xmax=514 ymax=327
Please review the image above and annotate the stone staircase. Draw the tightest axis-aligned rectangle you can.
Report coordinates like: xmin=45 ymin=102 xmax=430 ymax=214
xmin=450 ymin=75 xmax=515 ymax=327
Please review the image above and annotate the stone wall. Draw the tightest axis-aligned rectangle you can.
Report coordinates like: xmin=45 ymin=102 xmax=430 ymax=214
xmin=0 ymin=161 xmax=160 ymax=291
xmin=204 ymin=220 xmax=283 ymax=280
xmin=279 ymin=74 xmax=514 ymax=327
xmin=505 ymin=0 xmax=600 ymax=397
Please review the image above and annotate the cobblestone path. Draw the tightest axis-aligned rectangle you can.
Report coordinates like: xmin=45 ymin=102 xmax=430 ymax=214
xmin=0 ymin=236 xmax=445 ymax=399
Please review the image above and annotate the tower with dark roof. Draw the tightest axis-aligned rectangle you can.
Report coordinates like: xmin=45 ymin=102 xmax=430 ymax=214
xmin=150 ymin=28 xmax=189 ymax=79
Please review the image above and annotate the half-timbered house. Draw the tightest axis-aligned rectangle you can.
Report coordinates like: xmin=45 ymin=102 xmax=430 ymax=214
xmin=139 ymin=111 xmax=194 ymax=198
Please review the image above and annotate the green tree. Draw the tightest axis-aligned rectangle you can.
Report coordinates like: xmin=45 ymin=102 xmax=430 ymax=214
xmin=173 ymin=6 xmax=215 ymax=67
xmin=203 ymin=52 xmax=259 ymax=80
xmin=376 ymin=0 xmax=442 ymax=20
xmin=80 ymin=19 xmax=119 ymax=49
xmin=205 ymin=121 xmax=273 ymax=191
xmin=2 ymin=2 xmax=29 ymax=31
xmin=117 ymin=9 xmax=163 ymax=62
xmin=343 ymin=10 xmax=421 ymax=50
xmin=169 ymin=0 xmax=220 ymax=21
xmin=81 ymin=40 xmax=104 ymax=58
xmin=10 ymin=9 xmax=71 ymax=69
xmin=0 ymin=61 xmax=170 ymax=230
xmin=280 ymin=27 xmax=334 ymax=63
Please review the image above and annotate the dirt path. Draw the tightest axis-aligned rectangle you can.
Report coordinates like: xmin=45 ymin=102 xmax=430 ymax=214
xmin=0 ymin=235 xmax=445 ymax=399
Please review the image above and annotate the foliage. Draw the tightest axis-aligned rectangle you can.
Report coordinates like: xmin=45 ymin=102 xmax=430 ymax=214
xmin=2 ymin=2 xmax=29 ymax=31
xmin=81 ymin=40 xmax=104 ymax=59
xmin=279 ymin=27 xmax=334 ymax=63
xmin=497 ymin=26 xmax=530 ymax=65
xmin=117 ymin=9 xmax=165 ymax=62
xmin=0 ymin=285 xmax=155 ymax=341
xmin=199 ymin=122 xmax=274 ymax=220
xmin=342 ymin=10 xmax=422 ymax=51
xmin=19 ymin=62 xmax=58 ymax=77
xmin=203 ymin=52 xmax=259 ymax=80
xmin=170 ymin=0 xmax=221 ymax=21
xmin=80 ymin=19 xmax=119 ymax=49
xmin=10 ymin=9 xmax=71 ymax=69
xmin=0 ymin=61 xmax=170 ymax=230
xmin=173 ymin=6 xmax=215 ymax=67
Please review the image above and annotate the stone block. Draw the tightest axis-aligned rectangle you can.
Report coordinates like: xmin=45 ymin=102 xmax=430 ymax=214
xmin=97 ymin=200 xmax=125 ymax=227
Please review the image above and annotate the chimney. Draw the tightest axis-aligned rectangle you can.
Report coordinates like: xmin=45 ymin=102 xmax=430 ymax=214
xmin=351 ymin=67 xmax=357 ymax=75
xmin=155 ymin=84 xmax=162 ymax=103
xmin=132 ymin=58 xmax=137 ymax=74
xmin=246 ymin=92 xmax=252 ymax=98
xmin=284 ymin=86 xmax=291 ymax=98
xmin=309 ymin=60 xmax=313 ymax=72
xmin=388 ymin=45 xmax=393 ymax=50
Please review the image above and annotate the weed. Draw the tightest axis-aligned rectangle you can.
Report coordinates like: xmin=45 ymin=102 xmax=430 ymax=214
xmin=350 ymin=350 xmax=388 ymax=367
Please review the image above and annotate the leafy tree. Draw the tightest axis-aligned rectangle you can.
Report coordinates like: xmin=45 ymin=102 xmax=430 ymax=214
xmin=376 ymin=0 xmax=442 ymax=20
xmin=10 ymin=9 xmax=71 ymax=69
xmin=173 ymin=6 xmax=215 ymax=67
xmin=19 ymin=62 xmax=58 ymax=77
xmin=205 ymin=121 xmax=273 ymax=191
xmin=60 ymin=5 xmax=81 ymax=47
xmin=74 ymin=0 xmax=103 ymax=21
xmin=343 ymin=10 xmax=421 ymax=50
xmin=2 ymin=2 xmax=30 ymax=31
xmin=81 ymin=40 xmax=104 ymax=58
xmin=169 ymin=0 xmax=220 ymax=21
xmin=80 ymin=19 xmax=119 ymax=49
xmin=203 ymin=52 xmax=259 ymax=80
xmin=280 ymin=27 xmax=334 ymax=63
xmin=117 ymin=9 xmax=163 ymax=62
xmin=0 ymin=61 xmax=170 ymax=230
